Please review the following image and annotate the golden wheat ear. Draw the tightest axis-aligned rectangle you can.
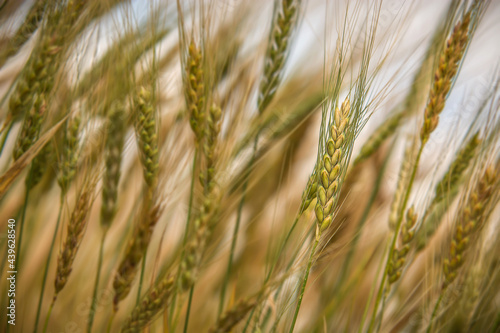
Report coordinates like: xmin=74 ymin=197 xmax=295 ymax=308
xmin=120 ymin=276 xmax=175 ymax=333
xmin=315 ymin=99 xmax=351 ymax=236
xmin=53 ymin=179 xmax=97 ymax=297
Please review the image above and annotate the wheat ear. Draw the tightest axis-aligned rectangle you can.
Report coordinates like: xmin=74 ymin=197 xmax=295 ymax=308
xmin=258 ymin=0 xmax=299 ymax=113
xmin=387 ymin=207 xmax=417 ymax=284
xmin=388 ymin=146 xmax=414 ymax=230
xmin=209 ymin=298 xmax=258 ymax=333
xmin=12 ymin=94 xmax=46 ymax=161
xmin=299 ymin=171 xmax=318 ymax=214
xmin=185 ymin=41 xmax=205 ymax=144
xmin=101 ymin=103 xmax=126 ymax=227
xmin=289 ymin=99 xmax=351 ymax=333
xmin=3 ymin=0 xmax=86 ymax=130
xmin=420 ymin=13 xmax=471 ymax=145
xmin=57 ymin=113 xmax=81 ymax=194
xmin=112 ymin=198 xmax=163 ymax=310
xmin=314 ymin=99 xmax=351 ymax=236
xmin=0 ymin=0 xmax=47 ymax=68
xmin=427 ymin=164 xmax=498 ymax=333
xmin=134 ymin=86 xmax=159 ymax=189
xmin=53 ymin=181 xmax=95 ymax=296
xmin=200 ymin=104 xmax=221 ymax=193
xmin=180 ymin=190 xmax=220 ymax=290
xmin=442 ymin=165 xmax=497 ymax=288
xmin=120 ymin=276 xmax=175 ymax=333
xmin=26 ymin=141 xmax=53 ymax=188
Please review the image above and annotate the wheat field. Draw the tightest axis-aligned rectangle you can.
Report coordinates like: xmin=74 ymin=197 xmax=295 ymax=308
xmin=0 ymin=0 xmax=499 ymax=332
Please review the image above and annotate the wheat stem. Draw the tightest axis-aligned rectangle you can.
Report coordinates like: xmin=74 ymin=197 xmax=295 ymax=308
xmin=289 ymin=237 xmax=319 ymax=333
xmin=367 ymin=146 xmax=423 ymax=333
xmin=336 ymin=142 xmax=393 ymax=291
xmin=33 ymin=203 xmax=63 ymax=333
xmin=219 ymin=133 xmax=258 ymax=316
xmin=426 ymin=293 xmax=444 ymax=333
xmin=42 ymin=298 xmax=55 ymax=333
xmin=87 ymin=230 xmax=107 ymax=333
xmin=136 ymin=252 xmax=147 ymax=306
xmin=13 ymin=184 xmax=30 ymax=274
xmin=0 ymin=122 xmax=14 ymax=156
xmin=183 ymin=285 xmax=195 ymax=333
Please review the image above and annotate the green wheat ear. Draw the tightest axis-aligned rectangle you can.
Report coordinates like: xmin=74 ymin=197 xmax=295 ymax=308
xmin=258 ymin=0 xmax=300 ymax=114
xmin=185 ymin=41 xmax=206 ymax=144
xmin=57 ymin=113 xmax=81 ymax=195
xmin=101 ymin=103 xmax=126 ymax=227
xmin=134 ymin=86 xmax=159 ymax=189
xmin=13 ymin=94 xmax=47 ymax=161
